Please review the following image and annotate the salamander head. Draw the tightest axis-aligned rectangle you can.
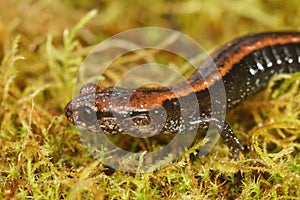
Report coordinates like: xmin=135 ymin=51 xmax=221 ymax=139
xmin=65 ymin=90 xmax=117 ymax=134
xmin=64 ymin=84 xmax=167 ymax=136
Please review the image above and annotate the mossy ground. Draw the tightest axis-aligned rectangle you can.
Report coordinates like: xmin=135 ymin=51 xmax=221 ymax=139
xmin=0 ymin=0 xmax=299 ymax=199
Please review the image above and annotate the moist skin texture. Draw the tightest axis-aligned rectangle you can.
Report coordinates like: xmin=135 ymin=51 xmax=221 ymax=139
xmin=65 ymin=32 xmax=300 ymax=158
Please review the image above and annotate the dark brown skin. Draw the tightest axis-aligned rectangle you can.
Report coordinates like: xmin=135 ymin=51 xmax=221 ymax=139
xmin=65 ymin=32 xmax=300 ymax=158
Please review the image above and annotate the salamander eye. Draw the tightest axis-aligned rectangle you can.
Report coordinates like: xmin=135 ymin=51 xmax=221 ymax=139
xmin=78 ymin=106 xmax=97 ymax=123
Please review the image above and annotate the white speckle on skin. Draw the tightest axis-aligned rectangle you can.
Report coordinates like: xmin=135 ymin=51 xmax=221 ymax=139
xmin=267 ymin=62 xmax=273 ymax=67
xmin=256 ymin=63 xmax=264 ymax=71
xmin=249 ymin=68 xmax=257 ymax=75
xmin=276 ymin=59 xmax=282 ymax=64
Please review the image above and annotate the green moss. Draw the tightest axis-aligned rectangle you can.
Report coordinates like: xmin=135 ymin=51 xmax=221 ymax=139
xmin=0 ymin=0 xmax=299 ymax=199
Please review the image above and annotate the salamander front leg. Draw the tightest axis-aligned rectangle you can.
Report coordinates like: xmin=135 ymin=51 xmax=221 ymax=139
xmin=191 ymin=117 xmax=244 ymax=159
xmin=219 ymin=120 xmax=245 ymax=159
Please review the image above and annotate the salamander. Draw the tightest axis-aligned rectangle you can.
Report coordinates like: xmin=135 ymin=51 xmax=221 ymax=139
xmin=64 ymin=32 xmax=300 ymax=158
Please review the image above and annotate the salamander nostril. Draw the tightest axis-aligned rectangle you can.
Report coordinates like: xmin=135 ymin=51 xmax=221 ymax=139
xmin=78 ymin=106 xmax=98 ymax=123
